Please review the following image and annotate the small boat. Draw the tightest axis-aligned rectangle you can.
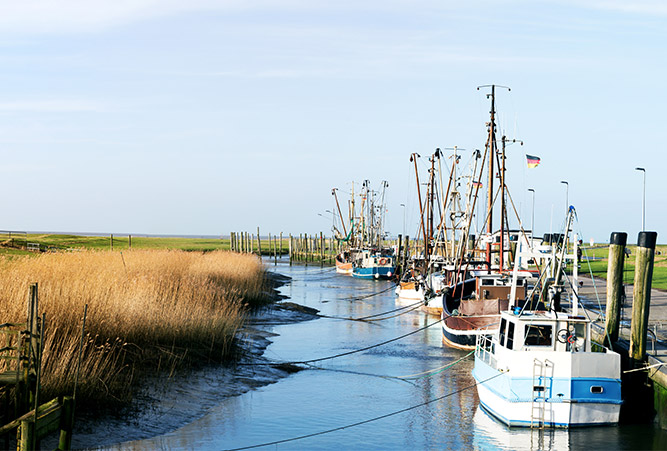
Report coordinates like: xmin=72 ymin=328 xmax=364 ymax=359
xmin=335 ymin=249 xmax=356 ymax=275
xmin=473 ymin=309 xmax=622 ymax=427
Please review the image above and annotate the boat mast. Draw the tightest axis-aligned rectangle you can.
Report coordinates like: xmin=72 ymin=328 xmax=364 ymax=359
xmin=428 ymin=151 xmax=438 ymax=262
xmin=350 ymin=182 xmax=356 ymax=247
xmin=331 ymin=188 xmax=348 ymax=239
xmin=499 ymin=135 xmax=506 ymax=271
xmin=410 ymin=153 xmax=428 ymax=272
xmin=378 ymin=180 xmax=389 ymax=248
xmin=478 ymin=84 xmax=510 ymax=269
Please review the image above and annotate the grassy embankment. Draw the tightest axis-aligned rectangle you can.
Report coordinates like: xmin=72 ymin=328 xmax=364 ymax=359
xmin=581 ymin=245 xmax=667 ymax=291
xmin=0 ymin=233 xmax=290 ymax=256
xmin=0 ymin=236 xmax=274 ymax=411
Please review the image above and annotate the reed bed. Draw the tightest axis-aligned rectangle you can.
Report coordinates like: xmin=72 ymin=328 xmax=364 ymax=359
xmin=0 ymin=249 xmax=268 ymax=408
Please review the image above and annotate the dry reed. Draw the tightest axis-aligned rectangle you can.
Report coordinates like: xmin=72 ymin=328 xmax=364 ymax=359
xmin=0 ymin=249 xmax=267 ymax=408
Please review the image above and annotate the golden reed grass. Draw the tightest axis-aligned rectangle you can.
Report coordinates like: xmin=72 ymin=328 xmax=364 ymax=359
xmin=0 ymin=249 xmax=267 ymax=407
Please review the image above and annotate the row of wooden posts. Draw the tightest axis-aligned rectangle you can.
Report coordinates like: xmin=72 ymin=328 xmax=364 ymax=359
xmin=229 ymin=229 xmax=342 ymax=266
xmin=228 ymin=230 xmax=424 ymax=270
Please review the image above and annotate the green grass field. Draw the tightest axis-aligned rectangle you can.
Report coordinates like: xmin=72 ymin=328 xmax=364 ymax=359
xmin=581 ymin=245 xmax=667 ymax=291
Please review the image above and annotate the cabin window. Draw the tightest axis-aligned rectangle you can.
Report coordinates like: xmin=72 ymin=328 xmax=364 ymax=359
xmin=481 ymin=279 xmax=494 ymax=286
xmin=590 ymin=386 xmax=604 ymax=394
xmin=506 ymin=322 xmax=515 ymax=350
xmin=499 ymin=318 xmax=507 ymax=347
xmin=524 ymin=324 xmax=553 ymax=346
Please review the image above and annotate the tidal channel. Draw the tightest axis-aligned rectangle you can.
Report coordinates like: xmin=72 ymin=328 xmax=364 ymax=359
xmin=104 ymin=260 xmax=666 ymax=450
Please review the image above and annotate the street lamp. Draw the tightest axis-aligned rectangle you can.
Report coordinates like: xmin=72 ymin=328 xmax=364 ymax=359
xmin=635 ymin=167 xmax=646 ymax=231
xmin=560 ymin=181 xmax=569 ymax=214
xmin=400 ymin=203 xmax=406 ymax=237
xmin=527 ymin=188 xmax=535 ymax=238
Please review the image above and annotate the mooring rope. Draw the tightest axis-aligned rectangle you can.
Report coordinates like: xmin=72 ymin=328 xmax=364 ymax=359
xmin=624 ymin=361 xmax=666 ymax=373
xmin=319 ymin=300 xmax=424 ymax=322
xmin=238 ymin=318 xmax=444 ymax=366
xmin=346 ymin=284 xmax=397 ymax=301
xmin=223 ymin=371 xmax=503 ymax=451
xmin=397 ymin=350 xmax=475 ymax=380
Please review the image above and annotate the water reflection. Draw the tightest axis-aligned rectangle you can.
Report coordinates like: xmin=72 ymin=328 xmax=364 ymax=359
xmin=105 ymin=261 xmax=667 ymax=450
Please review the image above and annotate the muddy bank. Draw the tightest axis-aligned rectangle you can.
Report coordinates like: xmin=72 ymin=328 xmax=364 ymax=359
xmin=42 ymin=270 xmax=317 ymax=449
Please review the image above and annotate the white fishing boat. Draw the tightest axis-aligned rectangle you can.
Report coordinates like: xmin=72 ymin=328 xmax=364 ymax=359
xmin=472 ymin=206 xmax=622 ymax=428
xmin=473 ymin=309 xmax=622 ymax=427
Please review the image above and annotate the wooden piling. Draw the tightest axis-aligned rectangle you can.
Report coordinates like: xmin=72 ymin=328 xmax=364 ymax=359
xmin=605 ymin=232 xmax=627 ymax=344
xmin=18 ymin=419 xmax=34 ymax=451
xmin=129 ymin=234 xmax=132 ymax=249
xmin=320 ymin=232 xmax=324 ymax=267
xmin=110 ymin=234 xmax=113 ymax=251
xmin=630 ymin=231 xmax=658 ymax=364
xmin=257 ymin=227 xmax=262 ymax=256
xmin=58 ymin=396 xmax=74 ymax=451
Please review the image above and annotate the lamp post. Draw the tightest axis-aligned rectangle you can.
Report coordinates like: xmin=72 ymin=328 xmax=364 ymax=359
xmin=635 ymin=167 xmax=646 ymax=231
xmin=528 ymin=188 xmax=535 ymax=238
xmin=400 ymin=203 xmax=406 ymax=237
xmin=560 ymin=181 xmax=569 ymax=214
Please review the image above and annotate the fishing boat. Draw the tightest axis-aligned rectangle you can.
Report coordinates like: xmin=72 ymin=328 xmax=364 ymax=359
xmin=331 ymin=181 xmax=396 ymax=280
xmin=473 ymin=309 xmax=622 ymax=427
xmin=438 ymin=85 xmax=539 ymax=349
xmin=352 ymin=249 xmax=396 ymax=279
xmin=473 ymin=205 xmax=621 ymax=428
xmin=440 ymin=271 xmax=528 ymax=349
xmin=396 ymin=147 xmax=478 ymax=312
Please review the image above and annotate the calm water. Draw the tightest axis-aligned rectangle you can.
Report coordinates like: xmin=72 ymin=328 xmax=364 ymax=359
xmin=109 ymin=261 xmax=666 ymax=450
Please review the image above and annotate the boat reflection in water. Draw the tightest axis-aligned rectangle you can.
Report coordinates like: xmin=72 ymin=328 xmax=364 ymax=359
xmin=473 ymin=405 xmax=570 ymax=451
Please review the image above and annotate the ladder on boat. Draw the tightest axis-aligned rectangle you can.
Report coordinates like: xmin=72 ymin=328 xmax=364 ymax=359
xmin=531 ymin=358 xmax=554 ymax=428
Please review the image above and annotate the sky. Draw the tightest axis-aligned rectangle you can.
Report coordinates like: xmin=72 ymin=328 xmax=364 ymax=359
xmin=0 ymin=0 xmax=665 ymax=243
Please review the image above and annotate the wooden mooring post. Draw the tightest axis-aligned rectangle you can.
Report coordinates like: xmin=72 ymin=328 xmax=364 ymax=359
xmin=605 ymin=232 xmax=627 ymax=345
xmin=630 ymin=231 xmax=658 ymax=365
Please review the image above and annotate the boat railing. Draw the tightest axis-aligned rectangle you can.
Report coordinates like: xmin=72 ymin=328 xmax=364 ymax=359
xmin=476 ymin=333 xmax=497 ymax=369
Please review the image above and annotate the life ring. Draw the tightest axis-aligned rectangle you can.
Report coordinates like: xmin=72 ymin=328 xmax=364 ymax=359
xmin=379 ymin=257 xmax=388 ymax=265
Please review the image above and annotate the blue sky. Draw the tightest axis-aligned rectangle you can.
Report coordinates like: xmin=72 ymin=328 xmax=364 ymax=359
xmin=0 ymin=1 xmax=665 ymax=243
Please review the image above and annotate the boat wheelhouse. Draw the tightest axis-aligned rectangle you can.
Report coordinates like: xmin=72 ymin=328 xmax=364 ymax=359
xmin=351 ymin=249 xmax=395 ymax=280
xmin=440 ymin=272 xmax=528 ymax=350
xmin=473 ymin=309 xmax=622 ymax=428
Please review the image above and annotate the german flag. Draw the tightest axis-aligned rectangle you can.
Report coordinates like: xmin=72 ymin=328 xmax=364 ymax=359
xmin=526 ymin=154 xmax=541 ymax=168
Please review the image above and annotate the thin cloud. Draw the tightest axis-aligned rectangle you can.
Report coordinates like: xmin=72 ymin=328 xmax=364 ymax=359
xmin=0 ymin=99 xmax=111 ymax=113
xmin=575 ymin=0 xmax=667 ymax=15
